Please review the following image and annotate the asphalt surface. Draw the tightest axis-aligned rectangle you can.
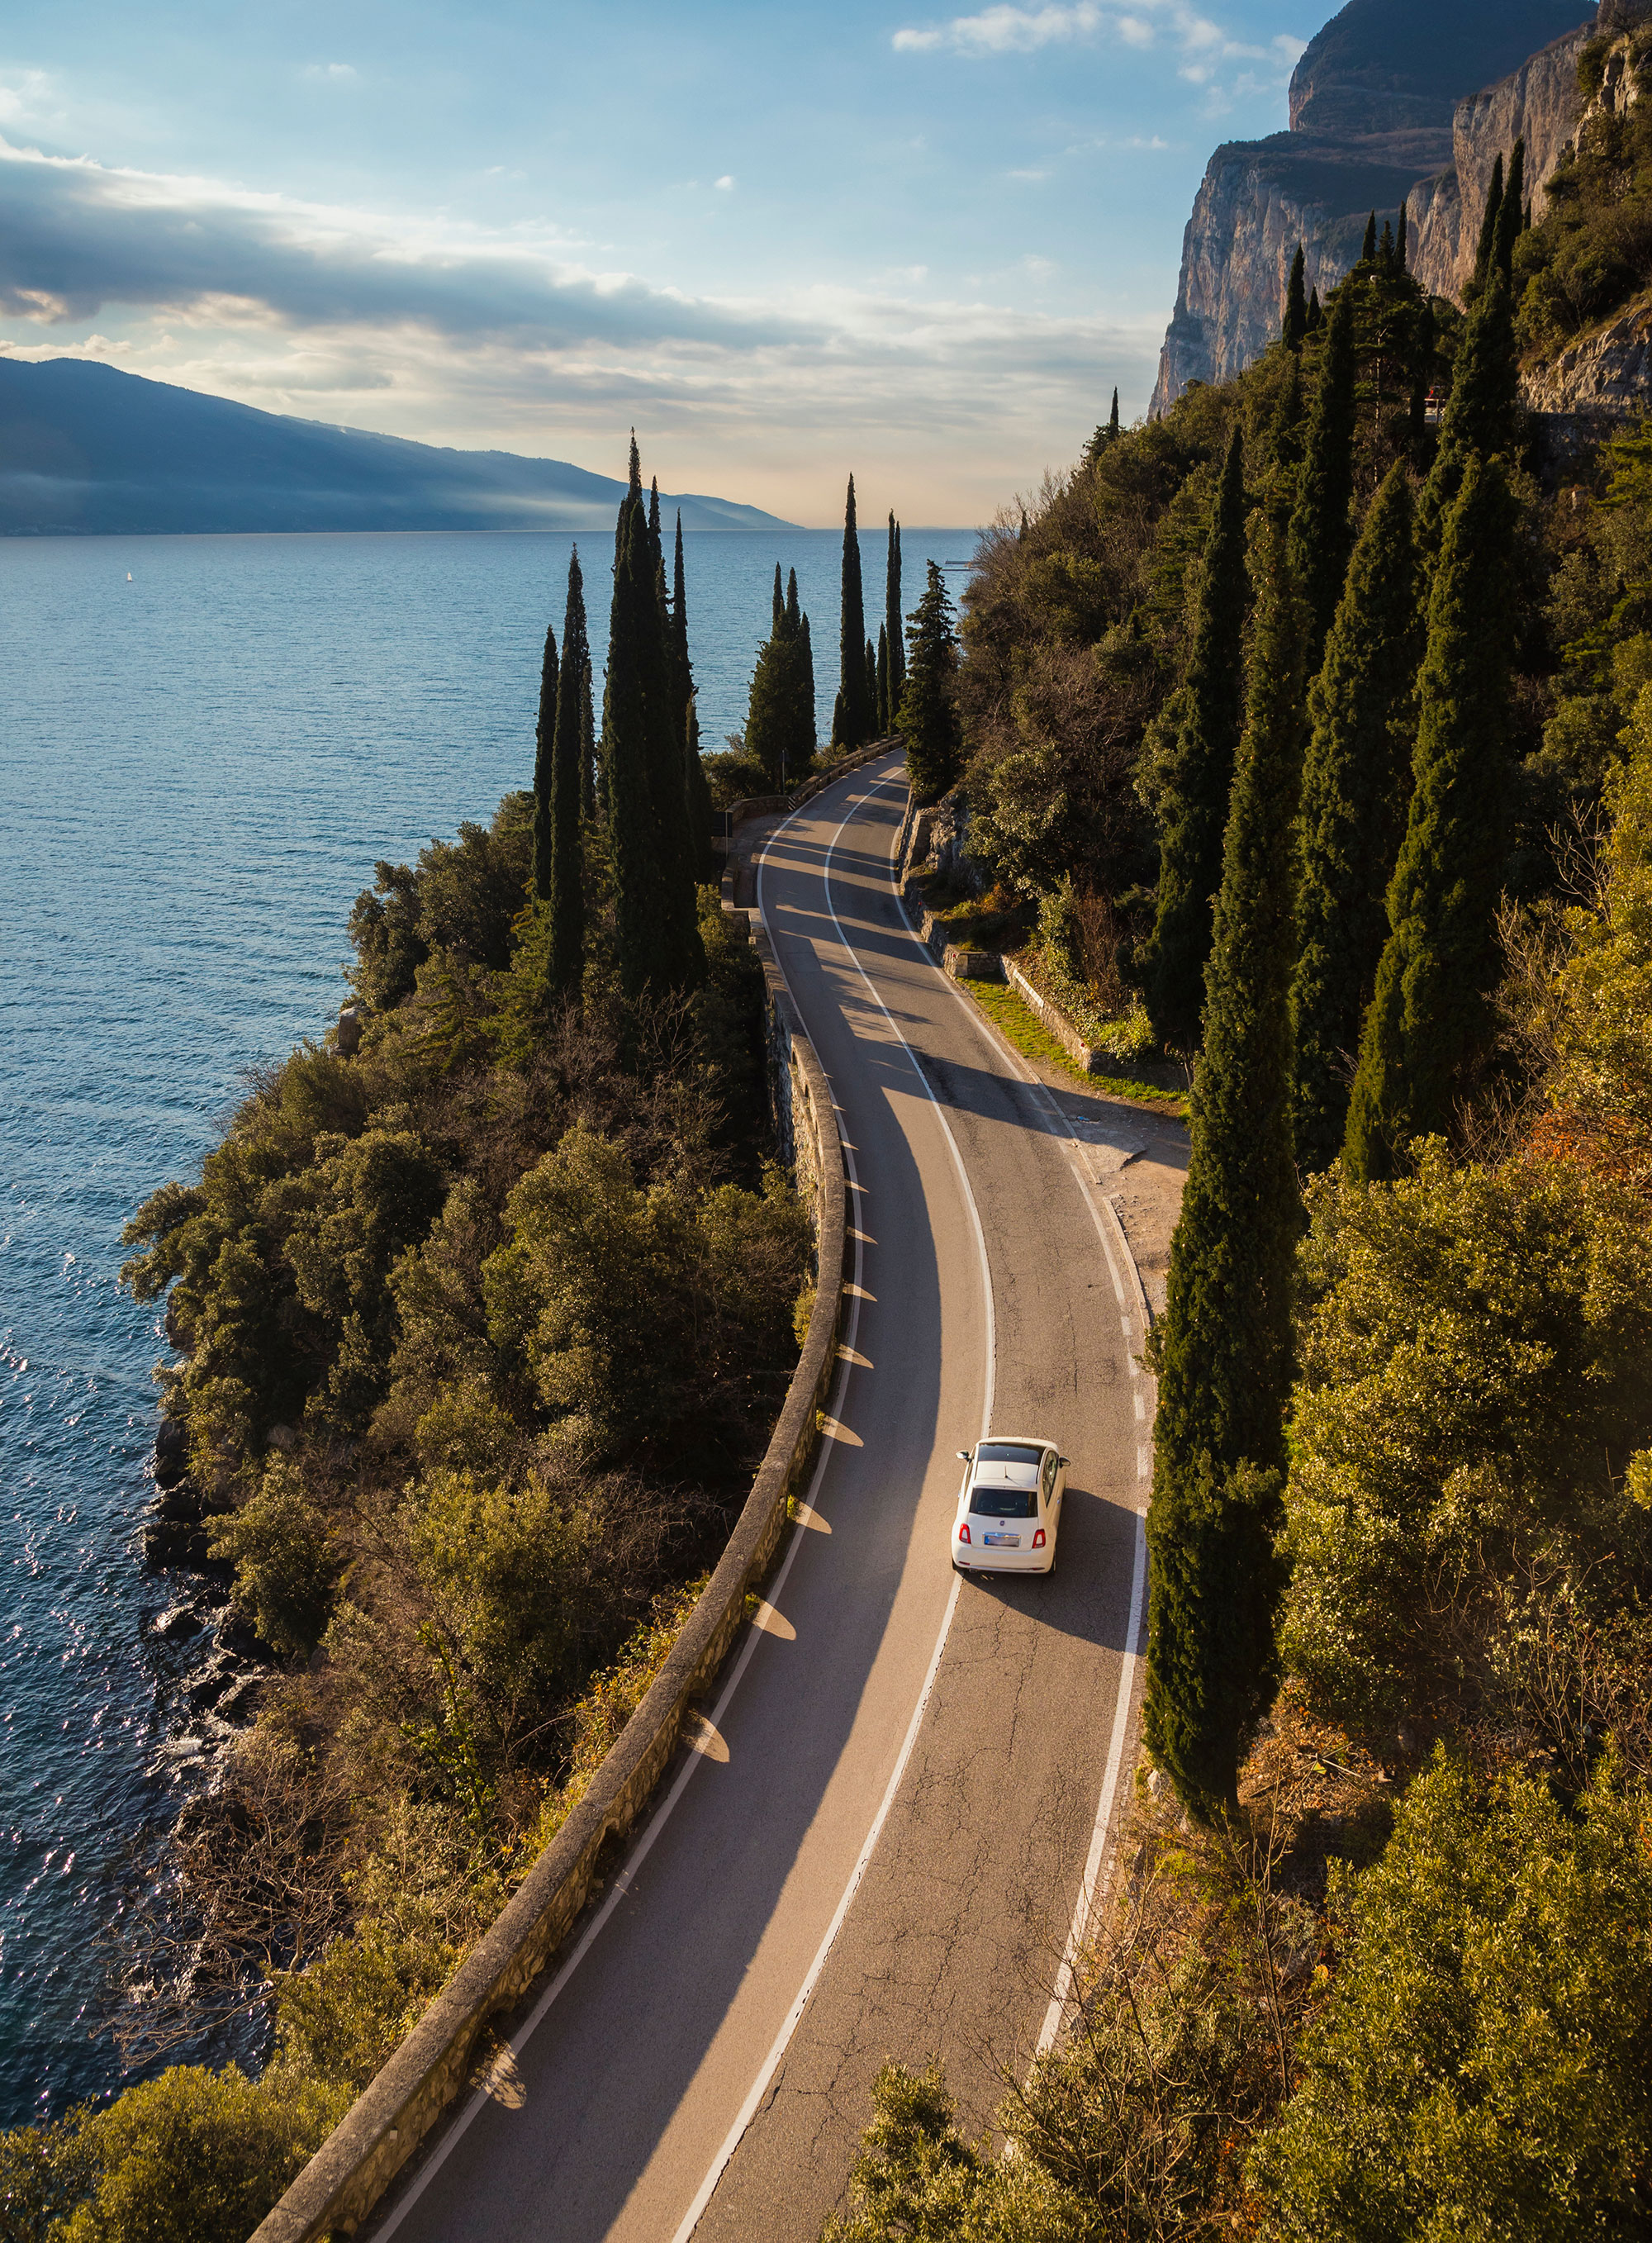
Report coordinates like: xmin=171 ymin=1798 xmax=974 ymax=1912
xmin=373 ymin=753 xmax=1151 ymax=2243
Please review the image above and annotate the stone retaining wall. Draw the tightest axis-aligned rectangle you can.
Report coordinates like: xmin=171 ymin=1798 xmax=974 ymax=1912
xmin=249 ymin=919 xmax=847 ymax=2243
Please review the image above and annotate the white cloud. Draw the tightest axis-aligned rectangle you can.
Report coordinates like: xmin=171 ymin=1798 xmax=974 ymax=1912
xmin=714 ymin=173 xmax=735 ymax=190
xmin=1008 ymin=166 xmax=1050 ymax=181
xmin=302 ymin=63 xmax=358 ymax=83
xmin=895 ymin=4 xmax=1102 ymax=55
xmin=891 ymin=0 xmax=1305 ymax=93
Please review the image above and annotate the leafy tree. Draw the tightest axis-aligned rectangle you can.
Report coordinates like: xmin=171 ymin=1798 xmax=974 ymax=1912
xmin=1143 ymin=425 xmax=1250 ymax=1052
xmin=1345 ymin=457 xmax=1520 ymax=1181
xmin=529 ymin=616 xmax=558 ymax=903
xmin=54 ymin=2065 xmax=347 ymax=2243
xmin=898 ymin=560 xmax=962 ymax=805
xmin=1253 ymin=1753 xmax=1652 ymax=2241
xmin=1282 ymin=1144 xmax=1652 ymax=1732
xmin=1291 ymin=464 xmax=1422 ymax=1171
xmin=1287 ymin=278 xmax=1357 ymax=672
xmin=833 ymin=474 xmax=873 ymax=748
xmin=1145 ymin=520 xmax=1304 ymax=1819
xmin=1282 ymin=243 xmax=1308 ymax=349
xmin=210 ymin=1459 xmax=342 ymax=1657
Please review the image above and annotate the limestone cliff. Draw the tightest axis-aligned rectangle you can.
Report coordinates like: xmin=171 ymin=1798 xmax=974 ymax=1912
xmin=1405 ymin=26 xmax=1596 ymax=301
xmin=1150 ymin=0 xmax=1590 ymax=416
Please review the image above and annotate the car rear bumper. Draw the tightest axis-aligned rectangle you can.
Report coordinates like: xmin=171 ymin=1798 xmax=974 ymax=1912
xmin=955 ymin=1548 xmax=1053 ymax=1575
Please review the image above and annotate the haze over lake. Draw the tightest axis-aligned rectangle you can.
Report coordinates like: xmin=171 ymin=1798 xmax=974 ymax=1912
xmin=0 ymin=524 xmax=969 ymax=2124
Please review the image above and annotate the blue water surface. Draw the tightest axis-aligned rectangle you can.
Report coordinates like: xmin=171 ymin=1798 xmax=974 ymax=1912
xmin=0 ymin=525 xmax=973 ymax=2126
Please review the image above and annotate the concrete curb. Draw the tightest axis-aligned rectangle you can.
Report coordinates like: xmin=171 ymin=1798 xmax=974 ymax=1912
xmin=249 ymin=924 xmax=848 ymax=2243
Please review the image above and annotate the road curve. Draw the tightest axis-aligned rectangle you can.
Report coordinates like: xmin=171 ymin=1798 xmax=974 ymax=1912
xmin=371 ymin=753 xmax=1149 ymax=2243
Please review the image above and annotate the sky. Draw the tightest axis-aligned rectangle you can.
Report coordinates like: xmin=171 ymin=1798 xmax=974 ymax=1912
xmin=0 ymin=1 xmax=1314 ymax=524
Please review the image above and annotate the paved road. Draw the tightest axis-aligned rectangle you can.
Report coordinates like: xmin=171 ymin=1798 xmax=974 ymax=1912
xmin=373 ymin=753 xmax=1151 ymax=2243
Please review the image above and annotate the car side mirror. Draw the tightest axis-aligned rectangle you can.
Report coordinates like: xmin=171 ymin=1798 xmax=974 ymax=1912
xmin=1059 ymin=1456 xmax=1070 ymax=1467
xmin=957 ymin=1449 xmax=972 ymax=1462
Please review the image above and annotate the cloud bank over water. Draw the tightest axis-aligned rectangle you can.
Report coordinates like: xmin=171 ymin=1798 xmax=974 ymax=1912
xmin=0 ymin=129 xmax=1159 ymax=523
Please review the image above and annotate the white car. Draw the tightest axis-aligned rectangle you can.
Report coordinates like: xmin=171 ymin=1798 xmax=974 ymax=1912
xmin=952 ymin=1436 xmax=1068 ymax=1575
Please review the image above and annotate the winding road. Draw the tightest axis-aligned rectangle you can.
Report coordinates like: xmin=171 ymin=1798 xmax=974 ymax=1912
xmin=371 ymin=751 xmax=1156 ymax=2243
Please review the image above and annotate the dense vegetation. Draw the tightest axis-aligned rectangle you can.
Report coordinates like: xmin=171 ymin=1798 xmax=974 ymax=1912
xmin=0 ymin=449 xmax=817 ymax=2242
xmin=828 ymin=21 xmax=1652 ymax=2236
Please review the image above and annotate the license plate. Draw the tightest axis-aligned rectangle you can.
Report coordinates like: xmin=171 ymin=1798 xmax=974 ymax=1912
xmin=984 ymin=1532 xmax=1020 ymax=1547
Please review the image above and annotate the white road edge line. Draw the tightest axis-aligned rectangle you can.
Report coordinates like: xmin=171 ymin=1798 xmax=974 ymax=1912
xmin=376 ymin=783 xmax=906 ymax=2239
xmin=670 ymin=769 xmax=999 ymax=2242
xmin=877 ymin=763 xmax=1159 ymax=2070
xmin=1032 ymin=1514 xmax=1146 ymax=2058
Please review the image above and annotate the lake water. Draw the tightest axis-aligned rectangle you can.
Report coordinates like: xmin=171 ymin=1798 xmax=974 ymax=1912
xmin=0 ymin=525 xmax=973 ymax=2126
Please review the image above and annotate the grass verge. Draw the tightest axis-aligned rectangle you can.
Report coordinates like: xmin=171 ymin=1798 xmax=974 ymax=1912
xmin=957 ymin=975 xmax=1189 ymax=1114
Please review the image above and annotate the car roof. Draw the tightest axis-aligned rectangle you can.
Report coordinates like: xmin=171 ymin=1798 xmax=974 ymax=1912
xmin=976 ymin=1435 xmax=1054 ymax=1450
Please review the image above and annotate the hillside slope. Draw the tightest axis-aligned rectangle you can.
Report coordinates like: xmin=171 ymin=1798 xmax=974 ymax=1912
xmin=0 ymin=359 xmax=793 ymax=535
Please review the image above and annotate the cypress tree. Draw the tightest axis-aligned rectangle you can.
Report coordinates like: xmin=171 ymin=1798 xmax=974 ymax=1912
xmin=545 ymin=552 xmax=586 ymax=1000
xmin=1282 ymin=244 xmax=1308 ymax=349
xmin=672 ymin=513 xmax=716 ymax=881
xmin=1290 ymin=465 xmax=1422 ymax=1171
xmin=1145 ymin=425 xmax=1251 ymax=1052
xmin=865 ymin=635 xmax=879 ymax=728
xmin=605 ymin=495 xmax=667 ymax=1000
xmin=529 ymin=615 xmax=559 ymax=902
xmin=1343 ymin=457 xmax=1520 ymax=1181
xmin=648 ymin=474 xmax=661 ymax=544
xmin=833 ymin=475 xmax=872 ymax=749
xmin=1144 ymin=519 xmax=1303 ymax=1822
xmin=1288 ymin=279 xmax=1358 ymax=673
xmin=1108 ymin=387 xmax=1121 ymax=439
xmin=1416 ymin=273 xmax=1519 ymax=558
xmin=885 ymin=511 xmax=904 ymax=717
xmin=1360 ymin=210 xmax=1378 ymax=264
xmin=1408 ymin=296 xmax=1436 ymax=455
xmin=876 ymin=624 xmax=890 ymax=734
xmin=1305 ymin=286 xmax=1322 ymax=335
xmin=746 ymin=564 xmax=816 ymax=786
xmin=638 ymin=506 xmax=703 ymax=990
xmin=1379 ymin=219 xmax=1394 ymax=266
xmin=1471 ymin=153 xmax=1504 ymax=298
xmin=790 ymin=571 xmax=818 ymax=769
xmin=1269 ymin=350 xmax=1305 ymax=485
xmin=900 ymin=560 xmax=961 ymax=805
xmin=555 ymin=547 xmax=595 ymax=824
xmin=1493 ymin=140 xmax=1526 ymax=283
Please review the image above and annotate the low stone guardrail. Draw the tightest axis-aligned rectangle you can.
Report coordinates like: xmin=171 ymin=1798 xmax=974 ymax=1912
xmin=249 ymin=918 xmax=848 ymax=2243
xmin=723 ymin=736 xmax=900 ymax=837
xmin=900 ymin=867 xmax=1132 ymax=1082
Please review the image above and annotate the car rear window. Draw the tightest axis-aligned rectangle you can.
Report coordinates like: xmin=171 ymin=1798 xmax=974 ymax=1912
xmin=970 ymin=1485 xmax=1037 ymax=1517
xmin=976 ymin=1443 xmax=1042 ymax=1467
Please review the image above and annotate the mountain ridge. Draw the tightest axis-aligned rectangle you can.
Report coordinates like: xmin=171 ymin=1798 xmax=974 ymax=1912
xmin=1150 ymin=0 xmax=1592 ymax=416
xmin=0 ymin=357 xmax=795 ymax=535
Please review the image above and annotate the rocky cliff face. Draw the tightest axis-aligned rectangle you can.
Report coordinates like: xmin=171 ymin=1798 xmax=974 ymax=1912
xmin=1150 ymin=0 xmax=1591 ymax=416
xmin=1406 ymin=26 xmax=1595 ymax=301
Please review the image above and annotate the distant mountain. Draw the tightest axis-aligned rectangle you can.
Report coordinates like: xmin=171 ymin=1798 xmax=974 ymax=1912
xmin=0 ymin=359 xmax=795 ymax=535
xmin=1150 ymin=0 xmax=1591 ymax=416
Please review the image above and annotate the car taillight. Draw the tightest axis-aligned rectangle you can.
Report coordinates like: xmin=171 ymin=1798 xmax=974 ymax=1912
xmin=1032 ymin=1528 xmax=1046 ymax=1548
xmin=957 ymin=1522 xmax=971 ymax=1543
